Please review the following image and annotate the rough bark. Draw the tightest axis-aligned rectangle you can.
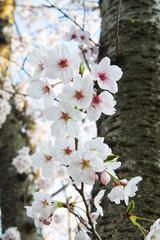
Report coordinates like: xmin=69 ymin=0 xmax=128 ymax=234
xmin=0 ymin=1 xmax=42 ymax=239
xmin=92 ymin=0 xmax=160 ymax=239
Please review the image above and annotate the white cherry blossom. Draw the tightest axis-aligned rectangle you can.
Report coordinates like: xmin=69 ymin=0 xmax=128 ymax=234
xmin=77 ymin=29 xmax=91 ymax=46
xmin=2 ymin=227 xmax=21 ymax=240
xmin=31 ymin=141 xmax=55 ymax=177
xmin=65 ymin=25 xmax=79 ymax=41
xmin=86 ymin=91 xmax=116 ymax=121
xmin=26 ymin=78 xmax=55 ymax=107
xmin=107 ymin=180 xmax=127 ymax=204
xmin=94 ymin=190 xmax=106 ymax=216
xmin=44 ymin=102 xmax=82 ymax=138
xmin=54 ymin=137 xmax=75 ymax=165
xmin=92 ymin=57 xmax=123 ymax=93
xmin=68 ymin=151 xmax=105 ymax=186
xmin=124 ymin=176 xmax=142 ymax=205
xmin=59 ymin=74 xmax=93 ymax=109
xmin=25 ymin=206 xmax=43 ymax=228
xmin=46 ymin=44 xmax=80 ymax=84
xmin=29 ymin=45 xmax=48 ymax=78
xmin=32 ymin=192 xmax=52 ymax=219
xmin=84 ymin=137 xmax=112 ymax=160
xmin=145 ymin=219 xmax=160 ymax=240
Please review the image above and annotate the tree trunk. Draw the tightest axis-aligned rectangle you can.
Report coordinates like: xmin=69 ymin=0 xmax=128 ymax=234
xmin=92 ymin=0 xmax=160 ymax=239
xmin=0 ymin=1 xmax=42 ymax=239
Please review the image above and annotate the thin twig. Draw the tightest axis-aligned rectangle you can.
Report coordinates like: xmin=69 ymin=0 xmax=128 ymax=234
xmin=79 ymin=46 xmax=91 ymax=72
xmin=0 ymin=54 xmax=31 ymax=78
xmin=110 ymin=214 xmax=126 ymax=240
xmin=43 ymin=0 xmax=100 ymax=47
xmin=52 ymin=184 xmax=68 ymax=197
xmin=82 ymin=1 xmax=86 ymax=31
xmin=115 ymin=0 xmax=122 ymax=56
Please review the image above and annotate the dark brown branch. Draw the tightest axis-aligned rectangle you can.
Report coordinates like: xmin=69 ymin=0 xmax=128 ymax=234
xmin=52 ymin=184 xmax=68 ymax=197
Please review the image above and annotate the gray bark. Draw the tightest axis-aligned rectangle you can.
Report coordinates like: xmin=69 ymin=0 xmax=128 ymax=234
xmin=92 ymin=0 xmax=160 ymax=239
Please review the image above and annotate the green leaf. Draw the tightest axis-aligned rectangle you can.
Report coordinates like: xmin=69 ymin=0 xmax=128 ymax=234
xmin=130 ymin=18 xmax=135 ymax=23
xmin=127 ymin=200 xmax=135 ymax=213
xmin=79 ymin=62 xmax=85 ymax=76
xmin=104 ymin=155 xmax=120 ymax=162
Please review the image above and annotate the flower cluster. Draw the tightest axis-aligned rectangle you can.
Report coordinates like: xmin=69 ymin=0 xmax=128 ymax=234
xmin=2 ymin=227 xmax=21 ymax=240
xmin=25 ymin=28 xmax=142 ymax=240
xmin=0 ymin=97 xmax=11 ymax=128
xmin=12 ymin=146 xmax=32 ymax=174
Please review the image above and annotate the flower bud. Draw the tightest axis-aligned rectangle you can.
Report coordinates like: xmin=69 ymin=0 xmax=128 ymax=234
xmin=101 ymin=171 xmax=110 ymax=185
xmin=95 ymin=173 xmax=99 ymax=181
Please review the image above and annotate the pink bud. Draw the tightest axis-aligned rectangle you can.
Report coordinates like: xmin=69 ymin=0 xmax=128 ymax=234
xmin=145 ymin=230 xmax=149 ymax=235
xmin=101 ymin=171 xmax=110 ymax=185
xmin=95 ymin=173 xmax=99 ymax=181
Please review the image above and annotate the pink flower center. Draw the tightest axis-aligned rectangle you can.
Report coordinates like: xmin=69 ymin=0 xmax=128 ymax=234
xmin=42 ymin=85 xmax=50 ymax=94
xmin=74 ymin=90 xmax=84 ymax=100
xmin=92 ymin=95 xmax=101 ymax=105
xmin=64 ymin=147 xmax=72 ymax=155
xmin=60 ymin=112 xmax=71 ymax=122
xmin=71 ymin=33 xmax=77 ymax=39
xmin=82 ymin=159 xmax=90 ymax=169
xmin=80 ymin=35 xmax=85 ymax=40
xmin=99 ymin=73 xmax=108 ymax=81
xmin=44 ymin=155 xmax=52 ymax=162
xmin=58 ymin=59 xmax=69 ymax=68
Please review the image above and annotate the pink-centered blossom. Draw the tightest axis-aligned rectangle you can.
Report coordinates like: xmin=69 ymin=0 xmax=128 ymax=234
xmin=29 ymin=45 xmax=48 ymax=78
xmin=54 ymin=137 xmax=75 ymax=165
xmin=46 ymin=44 xmax=80 ymax=84
xmin=2 ymin=227 xmax=21 ymax=240
xmin=86 ymin=91 xmax=116 ymax=121
xmin=68 ymin=151 xmax=105 ymax=186
xmin=32 ymin=192 xmax=52 ymax=219
xmin=31 ymin=141 xmax=55 ymax=178
xmin=26 ymin=78 xmax=55 ymax=107
xmin=59 ymin=74 xmax=93 ymax=109
xmin=44 ymin=102 xmax=82 ymax=138
xmin=92 ymin=57 xmax=123 ymax=93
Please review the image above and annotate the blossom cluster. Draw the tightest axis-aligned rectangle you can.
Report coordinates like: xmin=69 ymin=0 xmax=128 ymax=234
xmin=12 ymin=146 xmax=32 ymax=174
xmin=25 ymin=26 xmax=143 ymax=239
xmin=1 ymin=227 xmax=21 ymax=240
xmin=0 ymin=97 xmax=11 ymax=128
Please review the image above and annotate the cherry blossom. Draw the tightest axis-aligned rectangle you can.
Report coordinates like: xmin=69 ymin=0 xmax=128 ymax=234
xmin=44 ymin=102 xmax=82 ymax=138
xmin=65 ymin=25 xmax=79 ymax=41
xmin=29 ymin=45 xmax=48 ymax=78
xmin=12 ymin=153 xmax=32 ymax=174
xmin=92 ymin=57 xmax=123 ymax=93
xmin=84 ymin=137 xmax=112 ymax=160
xmin=2 ymin=227 xmax=21 ymax=240
xmin=46 ymin=44 xmax=80 ymax=84
xmin=25 ymin=206 xmax=43 ymax=228
xmin=86 ymin=91 xmax=116 ymax=121
xmin=77 ymin=29 xmax=91 ymax=46
xmin=26 ymin=78 xmax=55 ymax=107
xmin=107 ymin=184 xmax=125 ymax=204
xmin=94 ymin=190 xmax=106 ymax=216
xmin=145 ymin=219 xmax=160 ymax=240
xmin=59 ymin=74 xmax=93 ymax=109
xmin=124 ymin=176 xmax=142 ymax=205
xmin=32 ymin=192 xmax=52 ymax=219
xmin=54 ymin=137 xmax=75 ymax=165
xmin=31 ymin=141 xmax=55 ymax=177
xmin=68 ymin=151 xmax=105 ymax=186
